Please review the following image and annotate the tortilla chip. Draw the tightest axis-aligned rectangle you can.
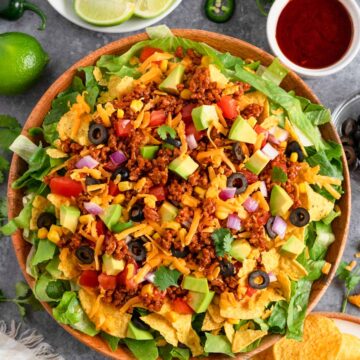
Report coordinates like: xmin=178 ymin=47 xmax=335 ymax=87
xmin=172 ymin=314 xmax=203 ymax=356
xmin=79 ymin=289 xmax=131 ymax=338
xmin=337 ymin=334 xmax=360 ymax=360
xmin=232 ymin=329 xmax=267 ymax=353
xmin=202 ymin=312 xmax=224 ymax=331
xmin=58 ymin=248 xmax=81 ymax=279
xmin=108 ymin=75 xmax=134 ymax=99
xmin=280 ymin=256 xmax=308 ymax=281
xmin=237 ymin=259 xmax=257 ymax=278
xmin=220 ymin=289 xmax=283 ymax=320
xmin=273 ymin=315 xmax=342 ymax=360
xmin=276 ymin=272 xmax=292 ymax=302
xmin=46 ymin=148 xmax=68 ymax=159
xmin=304 ymin=184 xmax=333 ymax=221
xmin=224 ymin=322 xmax=235 ymax=343
xmin=141 ymin=313 xmax=178 ymax=346
xmin=238 ymin=91 xmax=267 ymax=111
xmin=207 ymin=302 xmax=225 ymax=324
xmin=348 ymin=294 xmax=360 ymax=308
xmin=261 ymin=249 xmax=280 ymax=273
xmin=57 ymin=111 xmax=91 ymax=146
xmin=30 ymin=195 xmax=51 ymax=230
xmin=286 ymin=224 xmax=307 ymax=243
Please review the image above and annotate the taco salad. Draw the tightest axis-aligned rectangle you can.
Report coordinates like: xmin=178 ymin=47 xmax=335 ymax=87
xmin=4 ymin=26 xmax=344 ymax=359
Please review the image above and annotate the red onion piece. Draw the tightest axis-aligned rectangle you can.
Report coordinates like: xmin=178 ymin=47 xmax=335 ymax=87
xmin=76 ymin=155 xmax=99 ymax=169
xmin=219 ymin=187 xmax=237 ymax=201
xmin=227 ymin=213 xmax=241 ymax=230
xmin=262 ymin=143 xmax=279 ymax=160
xmin=186 ymin=134 xmax=198 ymax=150
xmin=145 ymin=272 xmax=155 ymax=283
xmin=272 ymin=216 xmax=287 ymax=238
xmin=260 ymin=181 xmax=268 ymax=197
xmin=84 ymin=202 xmax=103 ymax=215
xmin=269 ymin=127 xmax=289 ymax=142
xmin=268 ymin=272 xmax=277 ymax=282
xmin=110 ymin=150 xmax=127 ymax=165
xmin=243 ymin=197 xmax=259 ymax=213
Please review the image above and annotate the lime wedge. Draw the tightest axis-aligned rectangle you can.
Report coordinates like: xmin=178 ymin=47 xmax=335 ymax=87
xmin=74 ymin=0 xmax=135 ymax=26
xmin=134 ymin=0 xmax=174 ymax=19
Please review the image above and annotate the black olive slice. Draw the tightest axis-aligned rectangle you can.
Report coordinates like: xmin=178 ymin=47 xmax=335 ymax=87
xmin=111 ymin=167 xmax=130 ymax=181
xmin=285 ymin=141 xmax=304 ymax=162
xmin=128 ymin=239 xmax=147 ymax=262
xmin=353 ymin=130 xmax=360 ymax=142
xmin=248 ymin=270 xmax=269 ymax=290
xmin=88 ymin=123 xmax=108 ymax=145
xmin=265 ymin=216 xmax=277 ymax=239
xmin=75 ymin=246 xmax=95 ymax=264
xmin=232 ymin=142 xmax=244 ymax=161
xmin=37 ymin=212 xmax=57 ymax=230
xmin=227 ymin=173 xmax=248 ymax=194
xmin=85 ymin=176 xmax=103 ymax=186
xmin=341 ymin=136 xmax=354 ymax=147
xmin=171 ymin=244 xmax=190 ymax=259
xmin=165 ymin=137 xmax=181 ymax=148
xmin=129 ymin=203 xmax=145 ymax=222
xmin=131 ymin=311 xmax=150 ymax=331
xmin=344 ymin=145 xmax=357 ymax=169
xmin=289 ymin=207 xmax=310 ymax=227
xmin=219 ymin=260 xmax=235 ymax=277
xmin=341 ymin=117 xmax=357 ymax=137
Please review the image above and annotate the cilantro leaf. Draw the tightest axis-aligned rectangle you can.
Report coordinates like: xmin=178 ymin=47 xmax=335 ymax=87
xmin=157 ymin=125 xmax=176 ymax=140
xmin=271 ymin=166 xmax=288 ymax=183
xmin=211 ymin=228 xmax=234 ymax=257
xmin=0 ymin=115 xmax=21 ymax=150
xmin=154 ymin=266 xmax=181 ymax=291
xmin=336 ymin=261 xmax=360 ymax=312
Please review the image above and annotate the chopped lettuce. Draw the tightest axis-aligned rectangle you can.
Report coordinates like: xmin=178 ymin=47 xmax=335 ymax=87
xmin=9 ymin=135 xmax=38 ymax=163
xmin=101 ymin=332 xmax=120 ymax=352
xmin=53 ymin=291 xmax=99 ymax=336
xmin=146 ymin=25 xmax=174 ymax=39
xmin=261 ymin=58 xmax=289 ymax=85
xmin=204 ymin=333 xmax=234 ymax=357
xmin=31 ymin=239 xmax=57 ymax=266
xmin=123 ymin=339 xmax=158 ymax=360
xmin=267 ymin=300 xmax=288 ymax=334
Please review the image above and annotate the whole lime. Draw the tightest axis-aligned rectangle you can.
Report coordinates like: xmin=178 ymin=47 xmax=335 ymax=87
xmin=0 ymin=32 xmax=49 ymax=95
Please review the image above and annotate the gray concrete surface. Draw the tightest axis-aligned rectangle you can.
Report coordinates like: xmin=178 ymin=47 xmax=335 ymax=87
xmin=0 ymin=0 xmax=359 ymax=358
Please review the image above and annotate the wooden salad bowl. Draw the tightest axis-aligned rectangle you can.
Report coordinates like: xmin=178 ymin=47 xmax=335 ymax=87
xmin=7 ymin=30 xmax=351 ymax=359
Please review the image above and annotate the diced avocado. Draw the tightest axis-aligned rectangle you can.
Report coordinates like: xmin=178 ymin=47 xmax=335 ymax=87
xmin=228 ymin=116 xmax=257 ymax=144
xmin=102 ymin=254 xmax=125 ymax=275
xmin=45 ymin=256 xmax=63 ymax=279
xmin=126 ymin=321 xmax=154 ymax=340
xmin=169 ymin=154 xmax=199 ymax=180
xmin=159 ymin=201 xmax=178 ymax=223
xmin=270 ymin=185 xmax=294 ymax=216
xmin=187 ymin=290 xmax=215 ymax=313
xmin=140 ymin=145 xmax=159 ymax=159
xmin=159 ymin=64 xmax=185 ymax=95
xmin=230 ymin=240 xmax=252 ymax=262
xmin=209 ymin=64 xmax=229 ymax=88
xmin=32 ymin=239 xmax=57 ymax=266
xmin=60 ymin=205 xmax=80 ymax=233
xmin=100 ymin=204 xmax=122 ymax=230
xmin=182 ymin=276 xmax=209 ymax=293
xmin=245 ymin=150 xmax=270 ymax=175
xmin=281 ymin=235 xmax=305 ymax=259
xmin=191 ymin=105 xmax=219 ymax=131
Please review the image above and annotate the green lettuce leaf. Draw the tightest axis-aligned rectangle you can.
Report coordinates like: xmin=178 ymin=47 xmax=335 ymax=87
xmin=204 ymin=333 xmax=234 ymax=357
xmin=261 ymin=58 xmax=289 ymax=85
xmin=101 ymin=332 xmax=120 ymax=352
xmin=124 ymin=339 xmax=159 ymax=360
xmin=267 ymin=300 xmax=288 ymax=334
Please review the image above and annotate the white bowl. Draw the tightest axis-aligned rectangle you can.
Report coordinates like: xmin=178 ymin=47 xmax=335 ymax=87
xmin=267 ymin=0 xmax=360 ymax=77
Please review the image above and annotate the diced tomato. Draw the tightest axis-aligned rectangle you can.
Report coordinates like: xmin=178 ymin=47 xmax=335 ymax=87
xmin=271 ymin=159 xmax=287 ymax=172
xmin=238 ymin=169 xmax=258 ymax=184
xmin=254 ymin=124 xmax=269 ymax=148
xmin=256 ymin=211 xmax=271 ymax=226
xmin=96 ymin=220 xmax=106 ymax=236
xmin=149 ymin=185 xmax=166 ymax=201
xmin=246 ymin=286 xmax=257 ymax=297
xmin=49 ymin=177 xmax=83 ymax=197
xmin=108 ymin=181 xmax=120 ymax=196
xmin=172 ymin=298 xmax=194 ymax=315
xmin=181 ymin=103 xmax=197 ymax=123
xmin=98 ymin=273 xmax=117 ymax=290
xmin=185 ymin=123 xmax=205 ymax=141
xmin=139 ymin=47 xmax=163 ymax=63
xmin=103 ymin=161 xmax=118 ymax=172
xmin=117 ymin=263 xmax=138 ymax=289
xmin=149 ymin=110 xmax=166 ymax=127
xmin=115 ymin=120 xmax=132 ymax=137
xmin=217 ymin=95 xmax=238 ymax=120
xmin=79 ymin=270 xmax=99 ymax=288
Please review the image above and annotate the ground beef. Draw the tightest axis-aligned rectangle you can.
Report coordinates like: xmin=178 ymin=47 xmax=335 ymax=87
xmin=167 ymin=179 xmax=193 ymax=203
xmin=144 ymin=205 xmax=160 ymax=222
xmin=188 ymin=169 xmax=209 ymax=187
xmin=242 ymin=209 xmax=270 ymax=250
xmin=139 ymin=289 xmax=165 ymax=312
xmin=167 ymin=286 xmax=188 ymax=300
xmin=158 ymin=229 xmax=177 ymax=251
xmin=241 ymin=103 xmax=264 ymax=119
xmin=176 ymin=206 xmax=194 ymax=225
xmin=104 ymin=235 xmax=130 ymax=260
xmin=103 ymin=287 xmax=139 ymax=307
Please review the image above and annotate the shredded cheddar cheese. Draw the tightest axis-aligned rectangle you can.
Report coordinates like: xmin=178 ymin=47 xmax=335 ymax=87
xmin=184 ymin=208 xmax=201 ymax=246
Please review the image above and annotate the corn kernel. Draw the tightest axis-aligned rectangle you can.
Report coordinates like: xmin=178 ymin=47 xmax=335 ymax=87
xmin=345 ymin=261 xmax=357 ymax=271
xmin=117 ymin=109 xmax=124 ymax=119
xmin=180 ymin=89 xmax=192 ymax=100
xmin=160 ymin=59 xmax=168 ymax=72
xmin=215 ymin=210 xmax=228 ymax=220
xmin=182 ymin=194 xmax=200 ymax=208
xmin=299 ymin=183 xmax=307 ymax=193
xmin=279 ymin=141 xmax=287 ymax=148
xmin=321 ymin=262 xmax=332 ymax=275
xmin=153 ymin=232 xmax=160 ymax=240
xmin=194 ymin=186 xmax=206 ymax=198
xmin=163 ymin=221 xmax=181 ymax=231
xmin=48 ymin=225 xmax=62 ymax=244
xmin=141 ymin=284 xmax=154 ymax=296
xmin=79 ymin=214 xmax=94 ymax=224
xmin=144 ymin=196 xmax=157 ymax=209
xmin=37 ymin=227 xmax=48 ymax=239
xmin=227 ymin=318 xmax=240 ymax=325
xmin=130 ymin=99 xmax=143 ymax=113
xmin=113 ymin=194 xmax=125 ymax=204
xmin=118 ymin=181 xmax=133 ymax=192
xmin=290 ymin=152 xmax=298 ymax=162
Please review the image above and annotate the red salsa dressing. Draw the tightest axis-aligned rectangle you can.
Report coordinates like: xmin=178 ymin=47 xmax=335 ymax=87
xmin=276 ymin=0 xmax=353 ymax=69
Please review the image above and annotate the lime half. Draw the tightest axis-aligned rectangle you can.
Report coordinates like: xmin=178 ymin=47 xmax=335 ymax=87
xmin=134 ymin=0 xmax=174 ymax=19
xmin=74 ymin=0 xmax=135 ymax=26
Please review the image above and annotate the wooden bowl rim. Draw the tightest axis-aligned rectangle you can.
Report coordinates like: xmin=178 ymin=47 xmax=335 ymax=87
xmin=316 ymin=312 xmax=360 ymax=325
xmin=7 ymin=29 xmax=351 ymax=360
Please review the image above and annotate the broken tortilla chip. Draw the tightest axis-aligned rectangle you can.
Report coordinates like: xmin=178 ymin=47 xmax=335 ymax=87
xmin=304 ymin=184 xmax=334 ymax=221
xmin=280 ymin=256 xmax=308 ymax=281
xmin=337 ymin=334 xmax=360 ymax=360
xmin=348 ymin=294 xmax=360 ymax=308
xmin=58 ymin=248 xmax=81 ymax=280
xmin=224 ymin=322 xmax=235 ymax=343
xmin=276 ymin=272 xmax=292 ymax=302
xmin=232 ymin=329 xmax=267 ymax=353
xmin=261 ymin=249 xmax=280 ymax=273
xmin=202 ymin=312 xmax=224 ymax=331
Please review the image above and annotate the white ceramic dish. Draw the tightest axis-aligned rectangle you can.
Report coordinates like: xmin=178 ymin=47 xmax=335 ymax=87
xmin=47 ymin=0 xmax=182 ymax=33
xmin=266 ymin=0 xmax=360 ymax=78
xmin=334 ymin=318 xmax=360 ymax=337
